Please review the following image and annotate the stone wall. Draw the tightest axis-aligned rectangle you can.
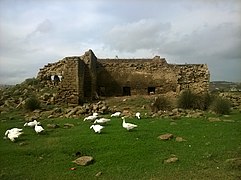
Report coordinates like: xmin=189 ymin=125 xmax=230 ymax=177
xmin=96 ymin=56 xmax=178 ymax=96
xmin=37 ymin=50 xmax=210 ymax=105
xmin=96 ymin=57 xmax=209 ymax=96
xmin=176 ymin=64 xmax=209 ymax=94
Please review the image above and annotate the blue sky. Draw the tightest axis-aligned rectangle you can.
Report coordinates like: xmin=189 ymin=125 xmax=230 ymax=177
xmin=0 ymin=0 xmax=240 ymax=84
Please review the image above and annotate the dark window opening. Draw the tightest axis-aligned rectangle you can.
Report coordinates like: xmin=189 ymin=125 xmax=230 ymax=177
xmin=148 ymin=87 xmax=156 ymax=95
xmin=123 ymin=87 xmax=131 ymax=96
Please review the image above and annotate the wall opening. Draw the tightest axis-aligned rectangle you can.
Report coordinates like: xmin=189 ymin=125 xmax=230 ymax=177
xmin=98 ymin=86 xmax=106 ymax=96
xmin=83 ymin=65 xmax=92 ymax=97
xmin=148 ymin=87 xmax=156 ymax=95
xmin=123 ymin=87 xmax=131 ymax=96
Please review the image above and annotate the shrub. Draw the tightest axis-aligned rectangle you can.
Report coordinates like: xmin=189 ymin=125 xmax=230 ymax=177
xmin=211 ymin=97 xmax=231 ymax=115
xmin=192 ymin=93 xmax=214 ymax=110
xmin=177 ymin=90 xmax=214 ymax=110
xmin=150 ymin=96 xmax=172 ymax=112
xmin=24 ymin=78 xmax=40 ymax=86
xmin=24 ymin=96 xmax=41 ymax=111
xmin=177 ymin=90 xmax=197 ymax=109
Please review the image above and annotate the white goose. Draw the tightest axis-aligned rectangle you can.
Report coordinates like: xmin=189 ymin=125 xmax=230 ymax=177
xmin=34 ymin=124 xmax=44 ymax=134
xmin=135 ymin=112 xmax=141 ymax=119
xmin=90 ymin=124 xmax=104 ymax=133
xmin=94 ymin=118 xmax=111 ymax=124
xmin=92 ymin=112 xmax=98 ymax=117
xmin=122 ymin=117 xmax=137 ymax=131
xmin=4 ymin=128 xmax=23 ymax=142
xmin=111 ymin=112 xmax=121 ymax=117
xmin=24 ymin=120 xmax=40 ymax=127
xmin=84 ymin=114 xmax=98 ymax=122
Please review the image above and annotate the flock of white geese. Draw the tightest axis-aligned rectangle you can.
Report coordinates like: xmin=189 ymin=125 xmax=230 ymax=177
xmin=4 ymin=120 xmax=44 ymax=142
xmin=87 ymin=112 xmax=139 ymax=133
xmin=4 ymin=111 xmax=140 ymax=142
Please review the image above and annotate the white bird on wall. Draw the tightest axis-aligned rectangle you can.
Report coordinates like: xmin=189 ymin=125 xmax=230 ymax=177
xmin=111 ymin=112 xmax=121 ymax=117
xmin=94 ymin=118 xmax=111 ymax=124
xmin=122 ymin=117 xmax=137 ymax=131
xmin=34 ymin=124 xmax=44 ymax=134
xmin=135 ymin=112 xmax=141 ymax=119
xmin=24 ymin=120 xmax=40 ymax=127
xmin=90 ymin=124 xmax=104 ymax=133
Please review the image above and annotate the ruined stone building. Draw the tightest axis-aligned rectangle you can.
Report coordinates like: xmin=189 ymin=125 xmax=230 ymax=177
xmin=37 ymin=50 xmax=210 ymax=105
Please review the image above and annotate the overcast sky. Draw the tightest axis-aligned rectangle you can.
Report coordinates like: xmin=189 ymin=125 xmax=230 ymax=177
xmin=0 ymin=0 xmax=240 ymax=85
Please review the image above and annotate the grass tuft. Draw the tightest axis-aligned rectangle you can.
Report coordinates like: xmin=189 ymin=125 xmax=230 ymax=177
xmin=211 ymin=96 xmax=231 ymax=115
xmin=24 ymin=96 xmax=41 ymax=111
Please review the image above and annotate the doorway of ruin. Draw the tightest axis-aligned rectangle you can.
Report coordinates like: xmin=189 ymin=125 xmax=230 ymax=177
xmin=123 ymin=87 xmax=131 ymax=96
xmin=99 ymin=86 xmax=106 ymax=96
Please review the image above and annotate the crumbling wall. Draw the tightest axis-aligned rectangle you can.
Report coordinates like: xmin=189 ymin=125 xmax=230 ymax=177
xmin=37 ymin=50 xmax=98 ymax=105
xmin=96 ymin=56 xmax=178 ymax=96
xmin=37 ymin=57 xmax=82 ymax=104
xmin=176 ymin=64 xmax=210 ymax=94
xmin=37 ymin=50 xmax=210 ymax=105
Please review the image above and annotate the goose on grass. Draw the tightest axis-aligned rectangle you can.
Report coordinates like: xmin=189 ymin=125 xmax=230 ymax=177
xmin=122 ymin=117 xmax=137 ymax=131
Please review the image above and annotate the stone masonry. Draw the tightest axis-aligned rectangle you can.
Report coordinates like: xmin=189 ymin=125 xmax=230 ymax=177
xmin=37 ymin=50 xmax=210 ymax=105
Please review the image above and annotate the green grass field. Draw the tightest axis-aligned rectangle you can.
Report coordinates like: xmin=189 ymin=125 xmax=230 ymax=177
xmin=0 ymin=110 xmax=241 ymax=180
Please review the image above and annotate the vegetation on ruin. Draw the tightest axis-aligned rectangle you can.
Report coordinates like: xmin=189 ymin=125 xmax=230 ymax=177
xmin=1 ymin=108 xmax=241 ymax=179
xmin=150 ymin=95 xmax=173 ymax=112
xmin=211 ymin=97 xmax=231 ymax=115
xmin=24 ymin=96 xmax=41 ymax=112
xmin=176 ymin=90 xmax=231 ymax=114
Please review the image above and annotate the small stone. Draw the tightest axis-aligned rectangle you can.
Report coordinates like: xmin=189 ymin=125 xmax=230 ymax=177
xmin=70 ymin=167 xmax=77 ymax=170
xmin=72 ymin=156 xmax=94 ymax=166
xmin=164 ymin=155 xmax=178 ymax=164
xmin=158 ymin=133 xmax=173 ymax=140
xmin=95 ymin=171 xmax=102 ymax=177
xmin=222 ymin=119 xmax=235 ymax=123
xmin=170 ymin=122 xmax=177 ymax=126
xmin=208 ymin=117 xmax=221 ymax=122
xmin=19 ymin=142 xmax=28 ymax=146
xmin=64 ymin=123 xmax=74 ymax=128
xmin=175 ymin=136 xmax=187 ymax=142
xmin=47 ymin=124 xmax=60 ymax=128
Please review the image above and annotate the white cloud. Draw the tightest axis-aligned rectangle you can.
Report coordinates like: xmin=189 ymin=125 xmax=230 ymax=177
xmin=0 ymin=0 xmax=240 ymax=84
xmin=105 ymin=19 xmax=171 ymax=52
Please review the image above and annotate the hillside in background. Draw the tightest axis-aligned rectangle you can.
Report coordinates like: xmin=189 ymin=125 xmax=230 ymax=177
xmin=210 ymin=81 xmax=241 ymax=92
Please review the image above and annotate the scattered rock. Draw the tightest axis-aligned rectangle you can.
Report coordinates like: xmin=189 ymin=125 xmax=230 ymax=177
xmin=170 ymin=122 xmax=177 ymax=126
xmin=95 ymin=171 xmax=102 ymax=177
xmin=208 ymin=117 xmax=221 ymax=122
xmin=158 ymin=133 xmax=173 ymax=140
xmin=64 ymin=123 xmax=74 ymax=128
xmin=19 ymin=142 xmax=28 ymax=146
xmin=222 ymin=119 xmax=235 ymax=123
xmin=72 ymin=156 xmax=94 ymax=166
xmin=47 ymin=124 xmax=60 ymax=128
xmin=164 ymin=155 xmax=178 ymax=164
xmin=175 ymin=136 xmax=187 ymax=142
